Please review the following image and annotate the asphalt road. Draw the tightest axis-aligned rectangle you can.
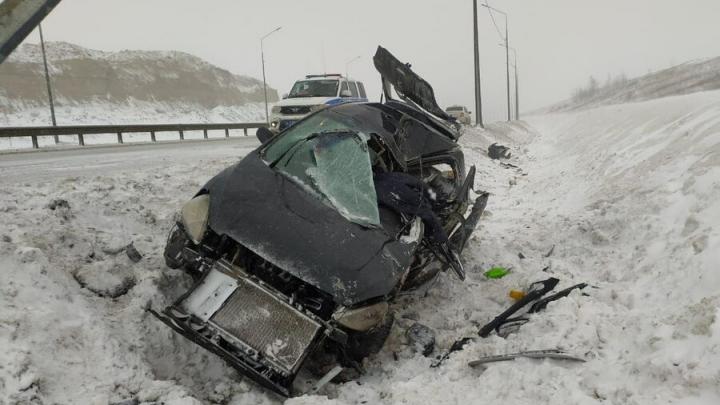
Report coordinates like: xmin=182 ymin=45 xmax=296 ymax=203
xmin=0 ymin=138 xmax=260 ymax=185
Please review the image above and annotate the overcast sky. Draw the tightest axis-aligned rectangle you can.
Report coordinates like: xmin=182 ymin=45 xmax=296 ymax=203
xmin=24 ymin=0 xmax=720 ymax=122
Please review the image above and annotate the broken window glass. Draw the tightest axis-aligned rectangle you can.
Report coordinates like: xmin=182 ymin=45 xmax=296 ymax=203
xmin=263 ymin=111 xmax=380 ymax=227
xmin=309 ymin=132 xmax=380 ymax=227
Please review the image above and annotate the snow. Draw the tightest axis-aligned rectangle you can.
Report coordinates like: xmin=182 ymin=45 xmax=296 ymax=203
xmin=0 ymin=100 xmax=267 ymax=150
xmin=1 ymin=89 xmax=719 ymax=404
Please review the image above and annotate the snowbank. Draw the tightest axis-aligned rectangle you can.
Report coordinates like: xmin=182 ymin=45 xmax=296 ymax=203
xmin=1 ymin=89 xmax=719 ymax=404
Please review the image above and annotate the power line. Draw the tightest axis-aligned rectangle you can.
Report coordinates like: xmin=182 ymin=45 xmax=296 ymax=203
xmin=484 ymin=1 xmax=506 ymax=42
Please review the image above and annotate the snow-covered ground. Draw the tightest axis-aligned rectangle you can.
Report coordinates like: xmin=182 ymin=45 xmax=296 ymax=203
xmin=1 ymin=90 xmax=719 ymax=404
xmin=0 ymin=101 xmax=267 ymax=151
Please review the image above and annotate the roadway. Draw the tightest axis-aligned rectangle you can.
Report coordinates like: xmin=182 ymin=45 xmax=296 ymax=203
xmin=0 ymin=138 xmax=260 ymax=185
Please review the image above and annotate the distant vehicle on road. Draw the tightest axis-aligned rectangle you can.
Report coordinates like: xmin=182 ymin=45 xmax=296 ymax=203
xmin=270 ymin=74 xmax=368 ymax=132
xmin=445 ymin=105 xmax=472 ymax=125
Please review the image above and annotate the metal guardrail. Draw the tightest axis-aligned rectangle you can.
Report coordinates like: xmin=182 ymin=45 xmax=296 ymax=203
xmin=0 ymin=122 xmax=267 ymax=149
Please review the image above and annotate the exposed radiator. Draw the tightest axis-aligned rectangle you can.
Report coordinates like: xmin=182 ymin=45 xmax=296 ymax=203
xmin=206 ymin=270 xmax=322 ymax=373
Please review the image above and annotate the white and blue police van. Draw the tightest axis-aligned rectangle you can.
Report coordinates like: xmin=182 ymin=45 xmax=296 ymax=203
xmin=270 ymin=74 xmax=368 ymax=132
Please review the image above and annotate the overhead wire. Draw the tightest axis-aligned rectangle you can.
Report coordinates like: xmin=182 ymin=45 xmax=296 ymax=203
xmin=484 ymin=1 xmax=506 ymax=43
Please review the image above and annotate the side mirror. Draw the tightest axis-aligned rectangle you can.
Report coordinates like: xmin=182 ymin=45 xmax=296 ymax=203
xmin=282 ymin=93 xmax=288 ymax=99
xmin=340 ymin=90 xmax=352 ymax=97
xmin=256 ymin=127 xmax=275 ymax=144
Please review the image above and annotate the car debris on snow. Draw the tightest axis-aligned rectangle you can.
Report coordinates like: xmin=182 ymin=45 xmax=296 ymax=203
xmin=47 ymin=198 xmax=70 ymax=211
xmin=125 ymin=242 xmax=143 ymax=263
xmin=544 ymin=244 xmax=555 ymax=257
xmin=468 ymin=349 xmax=586 ymax=367
xmin=488 ymin=143 xmax=511 ymax=159
xmin=432 ymin=277 xmax=591 ymax=367
xmin=406 ymin=322 xmax=436 ymax=357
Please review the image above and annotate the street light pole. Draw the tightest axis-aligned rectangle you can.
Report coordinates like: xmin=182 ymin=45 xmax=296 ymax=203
xmin=260 ymin=26 xmax=281 ymax=125
xmin=345 ymin=55 xmax=361 ymax=78
xmin=482 ymin=3 xmax=511 ymax=121
xmin=499 ymin=44 xmax=519 ymax=120
xmin=472 ymin=0 xmax=484 ymax=127
xmin=38 ymin=23 xmax=58 ymax=142
xmin=512 ymin=48 xmax=519 ymax=119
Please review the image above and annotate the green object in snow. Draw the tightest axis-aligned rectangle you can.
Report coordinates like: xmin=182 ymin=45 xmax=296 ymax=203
xmin=484 ymin=267 xmax=510 ymax=279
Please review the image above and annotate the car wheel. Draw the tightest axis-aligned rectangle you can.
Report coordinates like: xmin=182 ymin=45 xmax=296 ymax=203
xmin=345 ymin=311 xmax=395 ymax=361
xmin=164 ymin=225 xmax=187 ymax=269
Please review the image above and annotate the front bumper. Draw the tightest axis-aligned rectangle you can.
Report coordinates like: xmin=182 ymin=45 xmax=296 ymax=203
xmin=270 ymin=114 xmax=308 ymax=132
xmin=151 ymin=260 xmax=325 ymax=396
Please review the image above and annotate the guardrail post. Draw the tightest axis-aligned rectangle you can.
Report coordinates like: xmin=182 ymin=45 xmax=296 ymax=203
xmin=31 ymin=135 xmax=39 ymax=149
xmin=244 ymin=128 xmax=248 ymax=136
xmin=225 ymin=128 xmax=229 ymax=138
xmin=78 ymin=134 xmax=84 ymax=146
xmin=117 ymin=132 xmax=123 ymax=144
xmin=179 ymin=130 xmax=184 ymax=140
xmin=203 ymin=129 xmax=208 ymax=139
xmin=150 ymin=131 xmax=156 ymax=142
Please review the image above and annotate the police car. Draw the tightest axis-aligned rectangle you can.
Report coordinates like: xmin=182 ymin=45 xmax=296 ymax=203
xmin=270 ymin=74 xmax=368 ymax=132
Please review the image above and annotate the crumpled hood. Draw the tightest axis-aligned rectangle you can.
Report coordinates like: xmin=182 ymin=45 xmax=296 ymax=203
xmin=202 ymin=151 xmax=415 ymax=305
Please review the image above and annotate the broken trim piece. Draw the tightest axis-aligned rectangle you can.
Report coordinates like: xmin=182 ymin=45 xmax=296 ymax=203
xmin=468 ymin=349 xmax=586 ymax=367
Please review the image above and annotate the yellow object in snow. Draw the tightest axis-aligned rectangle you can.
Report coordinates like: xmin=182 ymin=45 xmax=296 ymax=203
xmin=509 ymin=289 xmax=526 ymax=300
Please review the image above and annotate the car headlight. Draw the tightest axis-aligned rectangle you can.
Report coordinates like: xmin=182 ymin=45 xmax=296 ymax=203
xmin=310 ymin=104 xmax=327 ymax=112
xmin=332 ymin=302 xmax=389 ymax=332
xmin=180 ymin=194 xmax=210 ymax=244
xmin=271 ymin=105 xmax=280 ymax=113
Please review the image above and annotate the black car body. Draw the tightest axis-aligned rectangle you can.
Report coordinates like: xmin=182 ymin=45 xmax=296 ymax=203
xmin=152 ymin=46 xmax=488 ymax=397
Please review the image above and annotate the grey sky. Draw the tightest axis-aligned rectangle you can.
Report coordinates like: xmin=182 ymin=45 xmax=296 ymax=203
xmin=26 ymin=0 xmax=720 ymax=122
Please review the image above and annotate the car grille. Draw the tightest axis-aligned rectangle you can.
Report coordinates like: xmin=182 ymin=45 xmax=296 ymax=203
xmin=209 ymin=274 xmax=322 ymax=373
xmin=280 ymin=106 xmax=311 ymax=115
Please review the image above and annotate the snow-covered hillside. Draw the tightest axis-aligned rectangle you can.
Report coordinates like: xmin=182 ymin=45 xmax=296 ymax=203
xmin=547 ymin=56 xmax=720 ymax=113
xmin=1 ymin=89 xmax=718 ymax=404
xmin=0 ymin=42 xmax=276 ymax=126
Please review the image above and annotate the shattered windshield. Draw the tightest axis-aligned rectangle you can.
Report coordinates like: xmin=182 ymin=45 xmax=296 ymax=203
xmin=288 ymin=80 xmax=339 ymax=98
xmin=263 ymin=110 xmax=380 ymax=227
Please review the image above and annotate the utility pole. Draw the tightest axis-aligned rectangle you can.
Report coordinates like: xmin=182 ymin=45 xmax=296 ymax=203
xmin=513 ymin=48 xmax=519 ymax=119
xmin=38 ymin=23 xmax=58 ymax=142
xmin=260 ymin=26 xmax=281 ymax=125
xmin=472 ymin=0 xmax=484 ymax=127
xmin=482 ymin=2 xmax=511 ymax=121
xmin=499 ymin=44 xmax=519 ymax=120
xmin=504 ymin=19 xmax=510 ymax=121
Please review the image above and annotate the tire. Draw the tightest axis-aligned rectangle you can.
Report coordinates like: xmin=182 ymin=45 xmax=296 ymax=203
xmin=345 ymin=312 xmax=395 ymax=361
xmin=164 ymin=225 xmax=188 ymax=269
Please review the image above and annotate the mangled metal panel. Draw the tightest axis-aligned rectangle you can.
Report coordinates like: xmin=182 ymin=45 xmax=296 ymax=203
xmin=373 ymin=46 xmax=454 ymax=123
xmin=0 ymin=0 xmax=61 ymax=64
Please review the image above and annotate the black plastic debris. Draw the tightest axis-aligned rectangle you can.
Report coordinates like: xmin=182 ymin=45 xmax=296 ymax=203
xmin=478 ymin=278 xmax=559 ymax=337
xmin=529 ymin=283 xmax=588 ymax=313
xmin=125 ymin=242 xmax=143 ymax=263
xmin=488 ymin=143 xmax=511 ymax=159
xmin=47 ymin=199 xmax=70 ymax=210
xmin=431 ymin=336 xmax=474 ymax=367
xmin=407 ymin=323 xmax=436 ymax=357
xmin=544 ymin=244 xmax=556 ymax=257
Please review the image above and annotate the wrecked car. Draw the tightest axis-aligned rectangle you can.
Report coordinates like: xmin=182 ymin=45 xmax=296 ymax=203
xmin=152 ymin=46 xmax=489 ymax=397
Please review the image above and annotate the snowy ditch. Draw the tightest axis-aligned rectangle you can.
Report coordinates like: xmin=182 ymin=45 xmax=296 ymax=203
xmin=1 ymin=90 xmax=719 ymax=404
